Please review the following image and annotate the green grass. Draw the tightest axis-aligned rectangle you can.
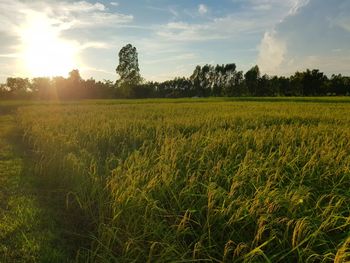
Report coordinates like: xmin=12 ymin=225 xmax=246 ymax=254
xmin=1 ymin=97 xmax=350 ymax=262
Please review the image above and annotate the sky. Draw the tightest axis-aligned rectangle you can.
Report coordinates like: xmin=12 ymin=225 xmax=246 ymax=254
xmin=0 ymin=0 xmax=349 ymax=82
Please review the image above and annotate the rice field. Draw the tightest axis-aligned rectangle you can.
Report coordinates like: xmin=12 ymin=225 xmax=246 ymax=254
xmin=11 ymin=99 xmax=350 ymax=262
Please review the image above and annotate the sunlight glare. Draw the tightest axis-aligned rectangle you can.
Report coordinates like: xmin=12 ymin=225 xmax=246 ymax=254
xmin=20 ymin=13 xmax=77 ymax=77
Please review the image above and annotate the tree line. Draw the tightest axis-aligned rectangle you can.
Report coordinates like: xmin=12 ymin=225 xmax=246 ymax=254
xmin=1 ymin=44 xmax=349 ymax=100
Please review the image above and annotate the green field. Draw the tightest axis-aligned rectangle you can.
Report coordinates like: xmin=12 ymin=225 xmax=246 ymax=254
xmin=1 ymin=98 xmax=350 ymax=262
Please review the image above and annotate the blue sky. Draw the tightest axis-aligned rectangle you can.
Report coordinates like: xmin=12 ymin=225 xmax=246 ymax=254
xmin=0 ymin=0 xmax=349 ymax=82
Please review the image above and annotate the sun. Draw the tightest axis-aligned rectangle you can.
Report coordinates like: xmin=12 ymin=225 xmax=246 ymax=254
xmin=20 ymin=13 xmax=78 ymax=77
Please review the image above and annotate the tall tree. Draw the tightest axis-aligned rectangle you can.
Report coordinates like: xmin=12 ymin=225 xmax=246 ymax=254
xmin=116 ymin=44 xmax=142 ymax=87
xmin=190 ymin=65 xmax=203 ymax=96
xmin=221 ymin=64 xmax=243 ymax=96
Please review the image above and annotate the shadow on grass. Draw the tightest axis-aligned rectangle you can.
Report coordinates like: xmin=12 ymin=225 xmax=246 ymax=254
xmin=0 ymin=111 xmax=93 ymax=262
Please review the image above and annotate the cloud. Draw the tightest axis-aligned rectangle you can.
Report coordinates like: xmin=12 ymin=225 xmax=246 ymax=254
xmin=0 ymin=1 xmax=133 ymax=33
xmin=289 ymin=0 xmax=310 ymax=15
xmin=257 ymin=0 xmax=350 ymax=76
xmin=0 ymin=0 xmax=134 ymax=63
xmin=110 ymin=2 xmax=119 ymax=7
xmin=156 ymin=0 xmax=310 ymax=43
xmin=252 ymin=4 xmax=272 ymax=11
xmin=79 ymin=41 xmax=111 ymax=50
xmin=80 ymin=66 xmax=115 ymax=76
xmin=198 ymin=4 xmax=208 ymax=15
xmin=143 ymin=53 xmax=197 ymax=65
xmin=156 ymin=15 xmax=274 ymax=42
xmin=257 ymin=30 xmax=286 ymax=74
xmin=44 ymin=1 xmax=133 ymax=29
xmin=60 ymin=1 xmax=106 ymax=12
xmin=232 ymin=0 xmax=309 ymax=15
xmin=156 ymin=22 xmax=224 ymax=41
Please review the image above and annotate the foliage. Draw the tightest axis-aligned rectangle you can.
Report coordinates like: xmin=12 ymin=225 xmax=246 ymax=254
xmin=244 ymin=65 xmax=260 ymax=96
xmin=116 ymin=44 xmax=142 ymax=88
xmin=1 ymin=62 xmax=350 ymax=100
xmin=16 ymin=99 xmax=350 ymax=262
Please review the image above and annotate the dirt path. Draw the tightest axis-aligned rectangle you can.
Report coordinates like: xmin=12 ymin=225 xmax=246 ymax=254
xmin=0 ymin=113 xmax=71 ymax=262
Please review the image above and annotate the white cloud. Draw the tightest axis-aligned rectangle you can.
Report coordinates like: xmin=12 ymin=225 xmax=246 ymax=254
xmin=0 ymin=1 xmax=134 ymax=46
xmin=198 ymin=4 xmax=208 ymax=15
xmin=257 ymin=0 xmax=350 ymax=76
xmin=46 ymin=1 xmax=132 ymax=29
xmin=71 ymin=12 xmax=133 ymax=28
xmin=156 ymin=22 xmax=225 ymax=41
xmin=257 ymin=30 xmax=286 ymax=74
xmin=110 ymin=2 xmax=119 ymax=7
xmin=289 ymin=0 xmax=310 ymax=15
xmin=252 ymin=4 xmax=272 ymax=11
xmin=232 ymin=0 xmax=310 ymax=16
xmin=156 ymin=0 xmax=310 ymax=43
xmin=1 ymin=1 xmax=133 ymax=33
xmin=79 ymin=42 xmax=111 ymax=50
xmin=64 ymin=1 xmax=106 ymax=12
xmin=143 ymin=53 xmax=197 ymax=65
xmin=156 ymin=12 xmax=279 ymax=42
xmin=80 ymin=66 xmax=115 ymax=76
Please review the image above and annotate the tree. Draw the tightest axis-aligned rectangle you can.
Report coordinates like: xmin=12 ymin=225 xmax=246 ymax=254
xmin=244 ymin=65 xmax=260 ymax=96
xmin=221 ymin=64 xmax=245 ymax=96
xmin=190 ymin=65 xmax=204 ymax=96
xmin=329 ymin=74 xmax=348 ymax=95
xmin=0 ymin=83 xmax=9 ymax=99
xmin=277 ymin=76 xmax=291 ymax=96
xmin=290 ymin=72 xmax=304 ymax=96
xmin=68 ymin=69 xmax=82 ymax=83
xmin=289 ymin=69 xmax=327 ymax=96
xmin=57 ymin=69 xmax=84 ymax=99
xmin=116 ymin=44 xmax=142 ymax=87
xmin=156 ymin=77 xmax=192 ymax=98
xmin=257 ymin=74 xmax=272 ymax=96
xmin=302 ymin=69 xmax=327 ymax=96
xmin=6 ymin=77 xmax=31 ymax=98
xmin=32 ymin=77 xmax=52 ymax=99
xmin=6 ymin=77 xmax=30 ymax=92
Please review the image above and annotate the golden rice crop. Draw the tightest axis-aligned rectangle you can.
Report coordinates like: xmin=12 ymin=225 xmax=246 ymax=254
xmin=17 ymin=100 xmax=350 ymax=262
